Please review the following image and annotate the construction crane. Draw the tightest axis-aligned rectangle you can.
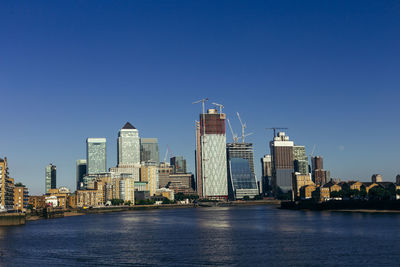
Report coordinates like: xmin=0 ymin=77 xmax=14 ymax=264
xmin=266 ymin=127 xmax=288 ymax=138
xmin=236 ymin=112 xmax=253 ymax=143
xmin=192 ymin=98 xmax=208 ymax=115
xmin=212 ymin=102 xmax=224 ymax=114
xmin=227 ymin=118 xmax=238 ymax=143
xmin=163 ymin=146 xmax=169 ymax=163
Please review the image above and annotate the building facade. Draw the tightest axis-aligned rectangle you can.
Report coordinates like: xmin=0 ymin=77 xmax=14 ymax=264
xmin=270 ymin=132 xmax=294 ymax=195
xmin=293 ymin=145 xmax=308 ymax=174
xmin=0 ymin=157 xmax=14 ymax=210
xmin=170 ymin=156 xmax=187 ymax=174
xmin=119 ymin=178 xmax=135 ymax=204
xmin=228 ymin=158 xmax=258 ymax=200
xmin=14 ymin=185 xmax=29 ymax=212
xmin=195 ymin=109 xmax=228 ymax=199
xmin=118 ymin=122 xmax=140 ymax=165
xmin=87 ymin=138 xmax=107 ymax=174
xmin=140 ymin=138 xmax=159 ymax=164
xmin=45 ymin=163 xmax=57 ymax=194
xmin=140 ymin=162 xmax=159 ymax=196
xmin=76 ymin=159 xmax=87 ymax=190
xmin=261 ymin=155 xmax=272 ymax=196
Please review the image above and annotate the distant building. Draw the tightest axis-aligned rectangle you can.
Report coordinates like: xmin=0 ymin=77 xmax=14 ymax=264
xmin=110 ymin=164 xmax=141 ymax=182
xmin=0 ymin=157 xmax=14 ymax=210
xmin=227 ymin=143 xmax=258 ymax=200
xmin=292 ymin=173 xmax=313 ymax=200
xmin=270 ymin=132 xmax=294 ymax=195
xmin=261 ymin=155 xmax=272 ymax=196
xmin=311 ymin=156 xmax=329 ymax=186
xmin=195 ymin=109 xmax=228 ymax=199
xmin=28 ymin=196 xmax=46 ymax=210
xmin=87 ymin=138 xmax=107 ymax=174
xmin=118 ymin=122 xmax=140 ymax=165
xmin=170 ymin=156 xmax=187 ymax=174
xmin=14 ymin=184 xmax=29 ymax=212
xmin=140 ymin=162 xmax=159 ymax=196
xmin=140 ymin=138 xmax=159 ymax=164
xmin=158 ymin=162 xmax=173 ymax=188
xmin=76 ymin=159 xmax=87 ymax=190
xmin=119 ymin=178 xmax=135 ymax=205
xmin=371 ymin=174 xmax=383 ymax=183
xmin=45 ymin=163 xmax=57 ymax=194
xmin=293 ymin=145 xmax=308 ymax=174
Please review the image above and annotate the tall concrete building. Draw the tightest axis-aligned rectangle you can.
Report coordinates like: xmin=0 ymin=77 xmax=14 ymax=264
xmin=293 ymin=145 xmax=308 ymax=174
xmin=311 ymin=156 xmax=329 ymax=186
xmin=140 ymin=162 xmax=159 ymax=196
xmin=118 ymin=122 xmax=140 ymax=165
xmin=0 ymin=157 xmax=14 ymax=210
xmin=45 ymin=163 xmax=57 ymax=194
xmin=261 ymin=155 xmax=272 ymax=196
xmin=170 ymin=156 xmax=187 ymax=174
xmin=195 ymin=109 xmax=228 ymax=199
xmin=76 ymin=159 xmax=87 ymax=190
xmin=87 ymin=138 xmax=107 ymax=174
xmin=140 ymin=138 xmax=159 ymax=164
xmin=270 ymin=132 xmax=294 ymax=195
xmin=227 ymin=143 xmax=258 ymax=200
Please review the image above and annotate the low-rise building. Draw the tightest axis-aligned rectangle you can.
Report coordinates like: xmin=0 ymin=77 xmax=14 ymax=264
xmin=292 ymin=173 xmax=314 ymax=200
xmin=155 ymin=188 xmax=174 ymax=201
xmin=312 ymin=186 xmax=330 ymax=201
xmin=363 ymin=182 xmax=379 ymax=193
xmin=300 ymin=184 xmax=316 ymax=199
xmin=76 ymin=189 xmax=101 ymax=208
xmin=28 ymin=196 xmax=46 ymax=209
xmin=13 ymin=184 xmax=29 ymax=212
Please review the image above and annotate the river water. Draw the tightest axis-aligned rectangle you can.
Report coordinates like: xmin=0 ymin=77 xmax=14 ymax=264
xmin=0 ymin=205 xmax=399 ymax=266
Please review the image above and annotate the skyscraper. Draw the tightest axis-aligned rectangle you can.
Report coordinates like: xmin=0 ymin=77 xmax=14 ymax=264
xmin=45 ymin=163 xmax=57 ymax=194
xmin=293 ymin=145 xmax=308 ymax=174
xmin=76 ymin=159 xmax=87 ymax=190
xmin=311 ymin=156 xmax=329 ymax=186
xmin=87 ymin=138 xmax=107 ymax=174
xmin=261 ymin=154 xmax=272 ymax=196
xmin=170 ymin=156 xmax=187 ymax=174
xmin=270 ymin=132 xmax=294 ymax=195
xmin=118 ymin=122 xmax=140 ymax=165
xmin=140 ymin=138 xmax=159 ymax=164
xmin=195 ymin=109 xmax=228 ymax=199
xmin=227 ymin=143 xmax=258 ymax=200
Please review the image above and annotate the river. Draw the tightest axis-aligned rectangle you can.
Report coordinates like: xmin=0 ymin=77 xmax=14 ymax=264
xmin=0 ymin=205 xmax=399 ymax=266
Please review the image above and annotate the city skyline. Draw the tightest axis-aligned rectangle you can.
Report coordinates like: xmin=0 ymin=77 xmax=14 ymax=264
xmin=1 ymin=1 xmax=400 ymax=194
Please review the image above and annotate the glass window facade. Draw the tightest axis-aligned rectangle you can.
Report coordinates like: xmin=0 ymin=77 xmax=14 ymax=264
xmin=87 ymin=138 xmax=107 ymax=174
xmin=140 ymin=138 xmax=159 ymax=164
xmin=229 ymin=158 xmax=258 ymax=190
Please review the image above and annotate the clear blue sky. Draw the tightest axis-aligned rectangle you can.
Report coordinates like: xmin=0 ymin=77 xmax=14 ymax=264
xmin=1 ymin=1 xmax=399 ymax=195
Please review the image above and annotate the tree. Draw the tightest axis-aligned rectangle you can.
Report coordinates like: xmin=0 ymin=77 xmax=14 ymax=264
xmin=15 ymin=182 xmax=25 ymax=187
xmin=243 ymin=196 xmax=250 ymax=201
xmin=125 ymin=201 xmax=132 ymax=206
xmin=330 ymin=191 xmax=340 ymax=199
xmin=111 ymin=199 xmax=124 ymax=206
xmin=368 ymin=187 xmax=385 ymax=200
xmin=162 ymin=198 xmax=171 ymax=204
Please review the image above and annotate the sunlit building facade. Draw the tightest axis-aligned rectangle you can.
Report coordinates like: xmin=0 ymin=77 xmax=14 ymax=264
xmin=87 ymin=138 xmax=107 ymax=174
xmin=118 ymin=122 xmax=140 ymax=165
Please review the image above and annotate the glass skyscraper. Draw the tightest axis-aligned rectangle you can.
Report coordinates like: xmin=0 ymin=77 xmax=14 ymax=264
xmin=45 ymin=163 xmax=56 ymax=194
xmin=170 ymin=156 xmax=187 ymax=173
xmin=76 ymin=159 xmax=87 ymax=190
xmin=140 ymin=138 xmax=159 ymax=164
xmin=228 ymin=158 xmax=258 ymax=199
xmin=87 ymin=138 xmax=107 ymax=174
xmin=118 ymin=122 xmax=140 ymax=165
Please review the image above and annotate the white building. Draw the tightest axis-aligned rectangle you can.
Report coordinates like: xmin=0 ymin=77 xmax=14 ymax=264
xmin=119 ymin=178 xmax=135 ymax=204
xmin=118 ymin=122 xmax=140 ymax=165
xmin=87 ymin=138 xmax=107 ymax=174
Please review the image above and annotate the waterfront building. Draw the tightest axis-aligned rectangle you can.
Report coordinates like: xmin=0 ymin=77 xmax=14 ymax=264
xmin=45 ymin=163 xmax=57 ymax=194
xmin=13 ymin=184 xmax=29 ymax=212
xmin=227 ymin=143 xmax=256 ymax=178
xmin=362 ymin=182 xmax=379 ymax=193
xmin=76 ymin=159 xmax=87 ymax=190
xmin=155 ymin=188 xmax=175 ymax=201
xmin=87 ymin=138 xmax=107 ymax=174
xmin=300 ymin=184 xmax=316 ymax=199
xmin=293 ymin=145 xmax=308 ymax=174
xmin=110 ymin=164 xmax=141 ymax=182
xmin=348 ymin=181 xmax=363 ymax=191
xmin=0 ymin=157 xmax=14 ymax=210
xmin=140 ymin=138 xmax=159 ymax=164
xmin=140 ymin=162 xmax=159 ymax=196
xmin=158 ymin=162 xmax=173 ymax=188
xmin=118 ymin=122 xmax=140 ymax=165
xmin=270 ymin=132 xmax=294 ymax=195
xmin=371 ymin=174 xmax=383 ymax=183
xmin=46 ymin=188 xmax=74 ymax=210
xmin=312 ymin=186 xmax=330 ymax=202
xmin=170 ymin=156 xmax=187 ymax=174
xmin=76 ymin=189 xmax=101 ymax=208
xmin=261 ymin=155 xmax=272 ymax=196
xmin=322 ymin=181 xmax=342 ymax=195
xmin=227 ymin=158 xmax=259 ymax=200
xmin=292 ymin=173 xmax=314 ymax=200
xmin=311 ymin=156 xmax=329 ymax=186
xmin=119 ymin=178 xmax=135 ymax=205
xmin=195 ymin=109 xmax=228 ymax=199
xmin=28 ymin=196 xmax=46 ymax=209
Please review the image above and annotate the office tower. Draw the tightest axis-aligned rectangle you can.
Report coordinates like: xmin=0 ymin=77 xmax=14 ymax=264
xmin=311 ymin=156 xmax=328 ymax=186
xmin=45 ymin=164 xmax=57 ymax=194
xmin=140 ymin=138 xmax=159 ymax=164
xmin=261 ymin=155 xmax=272 ymax=196
xmin=0 ymin=157 xmax=14 ymax=210
xmin=195 ymin=109 xmax=228 ymax=199
xmin=270 ymin=132 xmax=294 ymax=194
xmin=158 ymin=162 xmax=173 ymax=188
xmin=293 ymin=145 xmax=308 ymax=174
xmin=76 ymin=159 xmax=87 ymax=190
xmin=226 ymin=143 xmax=258 ymax=200
xmin=140 ymin=162 xmax=159 ymax=196
xmin=87 ymin=138 xmax=107 ymax=174
xmin=118 ymin=122 xmax=140 ymax=165
xmin=170 ymin=156 xmax=187 ymax=174
xmin=195 ymin=121 xmax=203 ymax=197
xmin=371 ymin=174 xmax=383 ymax=183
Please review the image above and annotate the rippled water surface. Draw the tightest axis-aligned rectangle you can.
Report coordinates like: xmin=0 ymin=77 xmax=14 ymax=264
xmin=1 ymin=205 xmax=400 ymax=266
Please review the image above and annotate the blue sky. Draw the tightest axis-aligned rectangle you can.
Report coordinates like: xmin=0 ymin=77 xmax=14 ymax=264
xmin=1 ymin=1 xmax=399 ymax=194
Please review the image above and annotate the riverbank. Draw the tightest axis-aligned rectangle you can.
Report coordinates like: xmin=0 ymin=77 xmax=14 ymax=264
xmin=20 ymin=199 xmax=280 ymax=223
xmin=0 ymin=213 xmax=26 ymax=226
